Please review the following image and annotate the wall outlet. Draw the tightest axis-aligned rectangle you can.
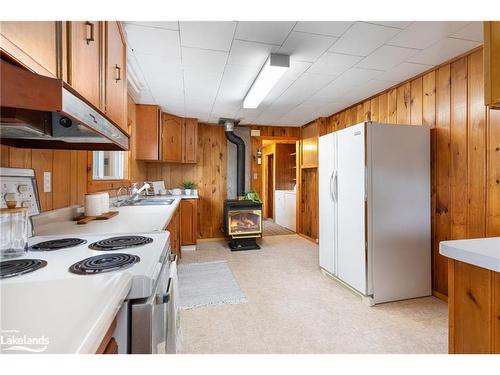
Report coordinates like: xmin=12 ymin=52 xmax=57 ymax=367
xmin=43 ymin=172 xmax=51 ymax=193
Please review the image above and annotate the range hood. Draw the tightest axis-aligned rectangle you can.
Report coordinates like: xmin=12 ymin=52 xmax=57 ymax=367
xmin=0 ymin=59 xmax=129 ymax=150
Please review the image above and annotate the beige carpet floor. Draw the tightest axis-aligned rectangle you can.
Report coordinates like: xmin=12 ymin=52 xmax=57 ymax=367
xmin=179 ymin=235 xmax=447 ymax=354
xmin=262 ymin=219 xmax=295 ymax=236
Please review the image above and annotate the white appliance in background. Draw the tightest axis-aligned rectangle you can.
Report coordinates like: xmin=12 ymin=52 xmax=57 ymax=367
xmin=275 ymin=190 xmax=296 ymax=231
xmin=319 ymin=121 xmax=431 ymax=305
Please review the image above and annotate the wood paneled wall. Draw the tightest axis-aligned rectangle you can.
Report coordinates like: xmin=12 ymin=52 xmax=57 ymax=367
xmin=311 ymin=47 xmax=500 ymax=297
xmin=145 ymin=123 xmax=228 ymax=239
xmin=0 ymin=145 xmax=87 ymax=211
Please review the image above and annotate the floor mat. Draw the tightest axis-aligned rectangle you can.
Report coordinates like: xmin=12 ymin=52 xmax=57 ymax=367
xmin=177 ymin=260 xmax=247 ymax=310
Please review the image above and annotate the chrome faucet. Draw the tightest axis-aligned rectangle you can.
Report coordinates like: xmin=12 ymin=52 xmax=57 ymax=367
xmin=115 ymin=183 xmax=151 ymax=207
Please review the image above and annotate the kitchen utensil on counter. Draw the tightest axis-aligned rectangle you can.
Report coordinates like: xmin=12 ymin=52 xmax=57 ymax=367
xmin=143 ymin=181 xmax=155 ymax=196
xmin=0 ymin=208 xmax=29 ymax=259
xmin=4 ymin=192 xmax=17 ymax=209
xmin=170 ymin=188 xmax=182 ymax=196
xmin=152 ymin=181 xmax=166 ymax=195
xmin=84 ymin=193 xmax=103 ymax=217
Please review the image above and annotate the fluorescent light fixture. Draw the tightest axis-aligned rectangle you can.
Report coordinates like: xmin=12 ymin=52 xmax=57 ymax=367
xmin=243 ymin=54 xmax=290 ymax=109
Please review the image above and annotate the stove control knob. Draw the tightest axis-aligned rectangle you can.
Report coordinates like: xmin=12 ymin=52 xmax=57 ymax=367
xmin=21 ymin=201 xmax=31 ymax=208
xmin=18 ymin=185 xmax=29 ymax=193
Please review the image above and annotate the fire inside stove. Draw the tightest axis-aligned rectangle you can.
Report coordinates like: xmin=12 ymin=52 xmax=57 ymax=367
xmin=228 ymin=210 xmax=262 ymax=236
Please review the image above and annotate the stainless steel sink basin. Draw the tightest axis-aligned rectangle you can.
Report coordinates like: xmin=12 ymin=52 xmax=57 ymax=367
xmin=121 ymin=198 xmax=175 ymax=206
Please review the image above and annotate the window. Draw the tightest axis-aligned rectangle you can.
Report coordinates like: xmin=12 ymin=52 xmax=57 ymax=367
xmin=92 ymin=151 xmax=127 ymax=180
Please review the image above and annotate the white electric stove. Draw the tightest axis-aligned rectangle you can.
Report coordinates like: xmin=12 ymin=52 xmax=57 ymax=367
xmin=0 ymin=168 xmax=178 ymax=354
xmin=1 ymin=232 xmax=170 ymax=300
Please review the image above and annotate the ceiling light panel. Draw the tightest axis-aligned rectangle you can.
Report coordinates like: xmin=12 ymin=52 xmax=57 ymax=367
xmin=243 ymin=54 xmax=290 ymax=109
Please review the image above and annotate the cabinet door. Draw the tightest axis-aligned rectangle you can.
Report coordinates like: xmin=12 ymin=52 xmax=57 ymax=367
xmin=167 ymin=208 xmax=181 ymax=257
xmin=0 ymin=21 xmax=60 ymax=78
xmin=105 ymin=21 xmax=127 ymax=133
xmin=161 ymin=114 xmax=183 ymax=162
xmin=180 ymin=199 xmax=198 ymax=245
xmin=69 ymin=21 xmax=101 ymax=109
xmin=183 ymin=118 xmax=198 ymax=163
xmin=136 ymin=105 xmax=161 ymax=160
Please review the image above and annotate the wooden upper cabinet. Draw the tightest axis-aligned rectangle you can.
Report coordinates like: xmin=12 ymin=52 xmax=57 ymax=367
xmin=183 ymin=118 xmax=198 ymax=163
xmin=105 ymin=21 xmax=127 ymax=133
xmin=161 ymin=113 xmax=184 ymax=162
xmin=0 ymin=21 xmax=60 ymax=78
xmin=68 ymin=21 xmax=101 ymax=109
xmin=136 ymin=105 xmax=161 ymax=160
xmin=180 ymin=199 xmax=198 ymax=246
xmin=485 ymin=21 xmax=500 ymax=108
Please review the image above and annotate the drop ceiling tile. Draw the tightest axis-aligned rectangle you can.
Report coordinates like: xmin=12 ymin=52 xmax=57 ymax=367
xmin=125 ymin=21 xmax=179 ymax=31
xmin=235 ymin=21 xmax=296 ymax=45
xmin=388 ymin=21 xmax=471 ymax=49
xmin=279 ymin=32 xmax=338 ymax=62
xmin=367 ymin=21 xmax=413 ymax=29
xmin=407 ymin=37 xmax=480 ymax=65
xmin=307 ymin=52 xmax=363 ymax=76
xmin=236 ymin=108 xmax=263 ymax=123
xmin=161 ymin=106 xmax=185 ymax=117
xmin=217 ymin=64 xmax=260 ymax=102
xmin=227 ymin=39 xmax=280 ymax=67
xmin=181 ymin=47 xmax=228 ymax=73
xmin=134 ymin=53 xmax=183 ymax=90
xmin=356 ymin=45 xmax=420 ymax=70
xmin=125 ymin=24 xmax=180 ymax=59
xmin=329 ymin=22 xmax=401 ymax=56
xmin=134 ymin=90 xmax=156 ymax=105
xmin=293 ymin=21 xmax=354 ymax=37
xmin=183 ymin=69 xmax=223 ymax=99
xmin=152 ymin=89 xmax=185 ymax=108
xmin=450 ymin=22 xmax=483 ymax=42
xmin=375 ymin=62 xmax=432 ymax=82
xmin=309 ymin=67 xmax=384 ymax=103
xmin=273 ymin=72 xmax=335 ymax=105
xmin=180 ymin=21 xmax=237 ymax=52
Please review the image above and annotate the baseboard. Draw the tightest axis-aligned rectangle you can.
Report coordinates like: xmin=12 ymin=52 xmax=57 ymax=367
xmin=297 ymin=232 xmax=319 ymax=244
xmin=197 ymin=237 xmax=225 ymax=242
xmin=432 ymin=290 xmax=448 ymax=303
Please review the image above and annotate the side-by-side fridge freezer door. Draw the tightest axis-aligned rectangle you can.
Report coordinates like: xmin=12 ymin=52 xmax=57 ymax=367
xmin=318 ymin=132 xmax=338 ymax=275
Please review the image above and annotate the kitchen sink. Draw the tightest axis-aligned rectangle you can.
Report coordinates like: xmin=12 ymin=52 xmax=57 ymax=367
xmin=121 ymin=198 xmax=175 ymax=206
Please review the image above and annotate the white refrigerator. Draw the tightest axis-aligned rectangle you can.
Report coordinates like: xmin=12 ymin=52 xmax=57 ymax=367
xmin=319 ymin=121 xmax=431 ymax=304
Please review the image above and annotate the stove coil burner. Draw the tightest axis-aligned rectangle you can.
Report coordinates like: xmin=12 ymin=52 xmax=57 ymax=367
xmin=69 ymin=253 xmax=140 ymax=275
xmin=31 ymin=238 xmax=87 ymax=251
xmin=0 ymin=259 xmax=48 ymax=279
xmin=88 ymin=235 xmax=153 ymax=251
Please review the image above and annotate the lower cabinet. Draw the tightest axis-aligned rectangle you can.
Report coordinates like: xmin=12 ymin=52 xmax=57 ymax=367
xmin=448 ymin=259 xmax=500 ymax=353
xmin=167 ymin=206 xmax=181 ymax=258
xmin=96 ymin=318 xmax=117 ymax=354
xmin=180 ymin=199 xmax=198 ymax=246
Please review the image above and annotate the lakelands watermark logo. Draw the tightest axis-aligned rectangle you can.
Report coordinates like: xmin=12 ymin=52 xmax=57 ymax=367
xmin=0 ymin=330 xmax=49 ymax=353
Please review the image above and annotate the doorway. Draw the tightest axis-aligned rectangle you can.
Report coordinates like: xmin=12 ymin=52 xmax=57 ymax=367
xmin=260 ymin=139 xmax=298 ymax=236
xmin=266 ymin=154 xmax=274 ymax=219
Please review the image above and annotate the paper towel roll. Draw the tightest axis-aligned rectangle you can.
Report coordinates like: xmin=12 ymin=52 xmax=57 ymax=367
xmin=100 ymin=192 xmax=110 ymax=213
xmin=85 ymin=193 xmax=103 ymax=217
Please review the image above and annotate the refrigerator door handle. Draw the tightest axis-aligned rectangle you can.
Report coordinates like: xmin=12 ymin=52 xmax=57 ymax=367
xmin=332 ymin=170 xmax=338 ymax=202
xmin=329 ymin=170 xmax=335 ymax=202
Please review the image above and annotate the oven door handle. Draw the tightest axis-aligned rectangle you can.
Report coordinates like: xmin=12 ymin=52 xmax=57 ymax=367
xmin=169 ymin=253 xmax=177 ymax=263
xmin=155 ymin=277 xmax=173 ymax=305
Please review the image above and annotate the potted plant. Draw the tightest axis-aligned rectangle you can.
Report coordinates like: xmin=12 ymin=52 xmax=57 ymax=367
xmin=181 ymin=180 xmax=197 ymax=196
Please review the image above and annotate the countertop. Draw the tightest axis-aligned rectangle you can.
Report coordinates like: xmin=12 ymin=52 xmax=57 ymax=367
xmin=439 ymin=237 xmax=500 ymax=272
xmin=34 ymin=197 xmax=182 ymax=236
xmin=0 ymin=273 xmax=131 ymax=354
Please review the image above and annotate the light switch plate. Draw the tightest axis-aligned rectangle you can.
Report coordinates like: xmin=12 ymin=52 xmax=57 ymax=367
xmin=43 ymin=172 xmax=51 ymax=193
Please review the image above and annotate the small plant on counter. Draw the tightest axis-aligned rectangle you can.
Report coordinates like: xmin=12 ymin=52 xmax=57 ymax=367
xmin=181 ymin=180 xmax=197 ymax=195
xmin=244 ymin=190 xmax=262 ymax=203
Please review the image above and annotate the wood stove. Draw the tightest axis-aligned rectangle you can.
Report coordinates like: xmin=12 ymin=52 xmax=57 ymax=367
xmin=221 ymin=118 xmax=263 ymax=250
xmin=224 ymin=199 xmax=262 ymax=250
